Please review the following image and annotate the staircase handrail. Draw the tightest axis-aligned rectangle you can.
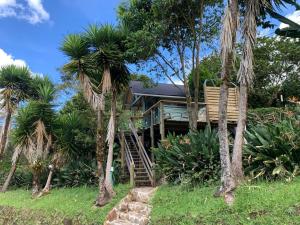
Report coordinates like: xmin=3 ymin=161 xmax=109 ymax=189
xmin=128 ymin=120 xmax=154 ymax=185
xmin=119 ymin=133 xmax=135 ymax=186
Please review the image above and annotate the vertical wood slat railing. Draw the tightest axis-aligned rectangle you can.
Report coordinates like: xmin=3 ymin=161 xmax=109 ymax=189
xmin=119 ymin=133 xmax=135 ymax=187
xmin=129 ymin=120 xmax=154 ymax=186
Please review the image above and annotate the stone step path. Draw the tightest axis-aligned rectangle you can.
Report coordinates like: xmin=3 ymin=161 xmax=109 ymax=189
xmin=104 ymin=187 xmax=156 ymax=225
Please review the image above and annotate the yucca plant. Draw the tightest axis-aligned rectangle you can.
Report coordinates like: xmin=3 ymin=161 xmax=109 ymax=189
xmin=0 ymin=65 xmax=33 ymax=159
xmin=244 ymin=119 xmax=300 ymax=181
xmin=154 ymin=126 xmax=220 ymax=186
xmin=8 ymin=78 xmax=55 ymax=195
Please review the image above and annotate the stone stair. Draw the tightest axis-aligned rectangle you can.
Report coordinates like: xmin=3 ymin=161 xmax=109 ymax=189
xmin=124 ymin=134 xmax=152 ymax=187
xmin=104 ymin=187 xmax=156 ymax=225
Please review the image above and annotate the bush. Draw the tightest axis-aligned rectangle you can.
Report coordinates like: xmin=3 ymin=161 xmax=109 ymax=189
xmin=154 ymin=126 xmax=220 ymax=186
xmin=244 ymin=118 xmax=300 ymax=181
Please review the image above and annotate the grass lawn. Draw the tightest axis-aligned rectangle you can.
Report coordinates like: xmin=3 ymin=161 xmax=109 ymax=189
xmin=151 ymin=178 xmax=300 ymax=225
xmin=0 ymin=184 xmax=130 ymax=225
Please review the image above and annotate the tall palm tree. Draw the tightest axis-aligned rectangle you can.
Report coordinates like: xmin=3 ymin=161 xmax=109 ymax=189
xmin=61 ymin=24 xmax=129 ymax=206
xmin=0 ymin=65 xmax=32 ymax=159
xmin=8 ymin=78 xmax=55 ymax=195
xmin=84 ymin=24 xmax=129 ymax=201
xmin=216 ymin=0 xmax=239 ymax=203
xmin=231 ymin=0 xmax=300 ymax=183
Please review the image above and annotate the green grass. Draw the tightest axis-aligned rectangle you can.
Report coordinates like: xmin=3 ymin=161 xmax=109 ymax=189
xmin=151 ymin=178 xmax=300 ymax=225
xmin=0 ymin=184 xmax=130 ymax=225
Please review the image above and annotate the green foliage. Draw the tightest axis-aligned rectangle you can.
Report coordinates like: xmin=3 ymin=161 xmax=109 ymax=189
xmin=53 ymin=160 xmax=97 ymax=187
xmin=250 ymin=37 xmax=300 ymax=108
xmin=245 ymin=118 xmax=300 ymax=181
xmin=0 ymin=65 xmax=32 ymax=109
xmin=154 ymin=127 xmax=220 ymax=186
xmin=58 ymin=92 xmax=96 ymax=159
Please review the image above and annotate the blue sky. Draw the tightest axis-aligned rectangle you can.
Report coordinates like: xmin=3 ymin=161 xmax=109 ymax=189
xmin=0 ymin=0 xmax=299 ymax=91
xmin=0 ymin=0 xmax=122 ymax=86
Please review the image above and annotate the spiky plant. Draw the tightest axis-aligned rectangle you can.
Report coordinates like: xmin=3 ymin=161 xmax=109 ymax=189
xmin=11 ymin=77 xmax=55 ymax=195
xmin=0 ymin=65 xmax=32 ymax=158
xmin=61 ymin=24 xmax=130 ymax=206
xmin=244 ymin=119 xmax=300 ymax=181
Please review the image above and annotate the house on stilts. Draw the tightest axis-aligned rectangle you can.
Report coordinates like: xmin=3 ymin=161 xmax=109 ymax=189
xmin=119 ymin=80 xmax=239 ymax=187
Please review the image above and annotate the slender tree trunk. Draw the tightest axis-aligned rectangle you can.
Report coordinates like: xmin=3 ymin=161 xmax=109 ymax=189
xmin=216 ymin=0 xmax=238 ymax=203
xmin=0 ymin=109 xmax=12 ymax=159
xmin=232 ymin=84 xmax=247 ymax=182
xmin=232 ymin=0 xmax=259 ymax=183
xmin=192 ymin=0 xmax=204 ymax=131
xmin=1 ymin=163 xmax=17 ymax=192
xmin=1 ymin=147 xmax=22 ymax=192
xmin=218 ymin=80 xmax=236 ymax=193
xmin=95 ymin=108 xmax=110 ymax=206
xmin=32 ymin=170 xmax=40 ymax=196
xmin=105 ymin=91 xmax=117 ymax=197
xmin=40 ymin=166 xmax=54 ymax=194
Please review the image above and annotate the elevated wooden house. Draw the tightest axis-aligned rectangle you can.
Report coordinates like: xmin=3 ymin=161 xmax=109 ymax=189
xmin=120 ymin=80 xmax=239 ymax=187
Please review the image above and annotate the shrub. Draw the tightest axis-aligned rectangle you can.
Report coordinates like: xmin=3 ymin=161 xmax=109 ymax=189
xmin=244 ymin=118 xmax=300 ymax=181
xmin=154 ymin=126 xmax=220 ymax=186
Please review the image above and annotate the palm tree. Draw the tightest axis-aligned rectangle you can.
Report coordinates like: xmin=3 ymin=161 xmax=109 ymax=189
xmin=0 ymin=65 xmax=32 ymax=159
xmin=61 ymin=24 xmax=129 ymax=206
xmin=216 ymin=0 xmax=239 ymax=203
xmin=231 ymin=0 xmax=300 ymax=183
xmin=10 ymin=78 xmax=55 ymax=196
xmin=39 ymin=112 xmax=84 ymax=196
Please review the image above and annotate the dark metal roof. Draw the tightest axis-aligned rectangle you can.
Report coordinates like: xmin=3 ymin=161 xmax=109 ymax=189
xmin=130 ymin=81 xmax=185 ymax=98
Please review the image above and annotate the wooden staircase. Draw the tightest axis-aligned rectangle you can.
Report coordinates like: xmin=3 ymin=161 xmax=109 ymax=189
xmin=120 ymin=121 xmax=154 ymax=187
xmin=124 ymin=134 xmax=152 ymax=187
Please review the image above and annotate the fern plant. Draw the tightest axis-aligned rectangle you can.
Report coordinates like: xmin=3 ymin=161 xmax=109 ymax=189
xmin=245 ymin=119 xmax=300 ymax=181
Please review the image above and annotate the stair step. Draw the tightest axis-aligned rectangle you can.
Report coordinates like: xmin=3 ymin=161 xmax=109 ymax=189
xmin=119 ymin=211 xmax=149 ymax=225
xmin=127 ymin=201 xmax=150 ymax=214
xmin=105 ymin=219 xmax=133 ymax=225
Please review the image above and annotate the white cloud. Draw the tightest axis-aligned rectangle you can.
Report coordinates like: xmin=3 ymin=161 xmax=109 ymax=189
xmin=0 ymin=48 xmax=26 ymax=68
xmin=280 ymin=10 xmax=300 ymax=29
xmin=0 ymin=0 xmax=49 ymax=24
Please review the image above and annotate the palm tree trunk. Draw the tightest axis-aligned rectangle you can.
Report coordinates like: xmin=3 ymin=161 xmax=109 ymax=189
xmin=1 ymin=147 xmax=22 ymax=192
xmin=232 ymin=0 xmax=259 ymax=183
xmin=216 ymin=0 xmax=238 ymax=202
xmin=41 ymin=167 xmax=54 ymax=193
xmin=0 ymin=109 xmax=12 ymax=159
xmin=105 ymin=91 xmax=117 ymax=197
xmin=232 ymin=84 xmax=247 ymax=182
xmin=1 ymin=163 xmax=17 ymax=192
xmin=95 ymin=108 xmax=110 ymax=206
xmin=32 ymin=170 xmax=40 ymax=196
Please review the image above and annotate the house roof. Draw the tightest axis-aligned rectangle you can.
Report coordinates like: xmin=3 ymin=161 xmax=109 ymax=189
xmin=129 ymin=81 xmax=185 ymax=98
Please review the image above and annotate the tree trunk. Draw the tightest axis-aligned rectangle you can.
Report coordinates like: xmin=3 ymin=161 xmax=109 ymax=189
xmin=1 ymin=163 xmax=17 ymax=192
xmin=105 ymin=91 xmax=117 ymax=197
xmin=191 ymin=0 xmax=204 ymax=131
xmin=95 ymin=108 xmax=110 ymax=207
xmin=1 ymin=147 xmax=22 ymax=192
xmin=32 ymin=170 xmax=40 ymax=196
xmin=232 ymin=84 xmax=247 ymax=182
xmin=216 ymin=0 xmax=238 ymax=201
xmin=41 ymin=167 xmax=54 ymax=193
xmin=218 ymin=81 xmax=236 ymax=194
xmin=0 ymin=109 xmax=12 ymax=159
xmin=232 ymin=0 xmax=259 ymax=184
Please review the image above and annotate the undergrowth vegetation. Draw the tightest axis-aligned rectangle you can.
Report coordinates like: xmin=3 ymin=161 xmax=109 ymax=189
xmin=245 ymin=107 xmax=300 ymax=181
xmin=154 ymin=126 xmax=220 ymax=186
